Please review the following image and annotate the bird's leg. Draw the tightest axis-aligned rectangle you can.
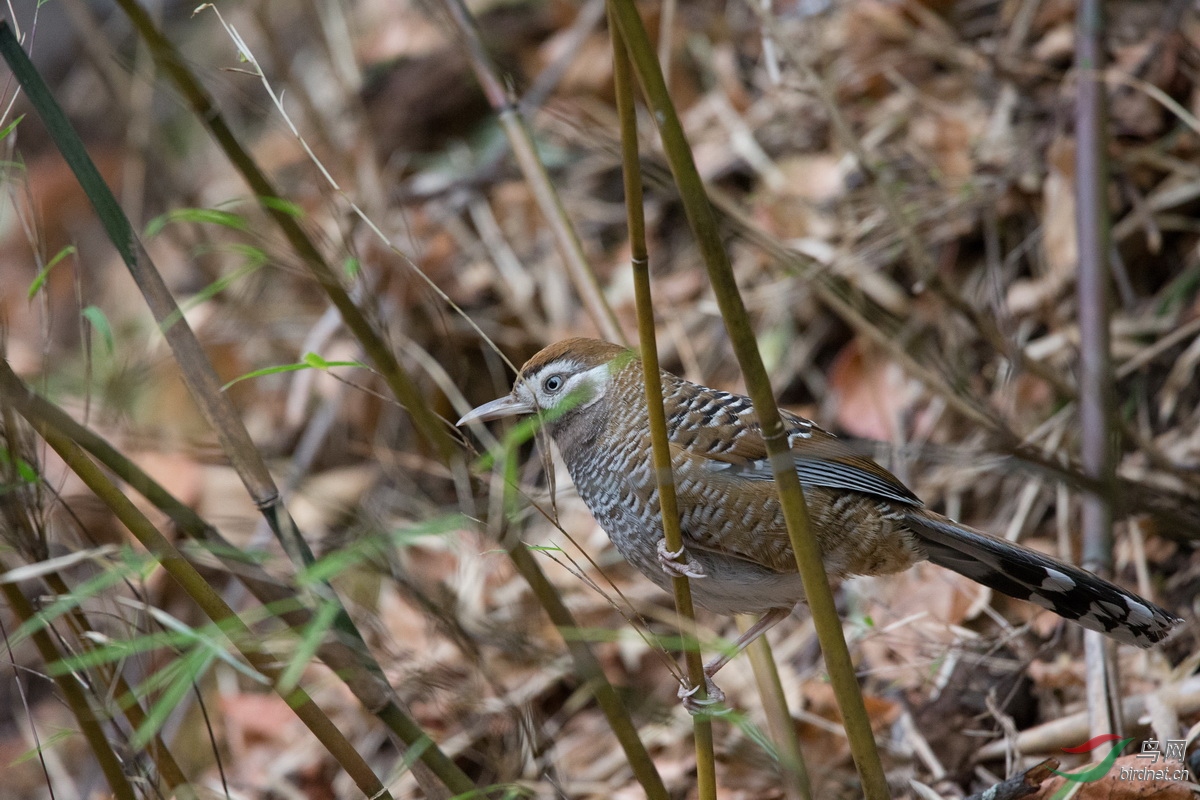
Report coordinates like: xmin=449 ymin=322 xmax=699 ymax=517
xmin=678 ymin=606 xmax=793 ymax=715
xmin=656 ymin=539 xmax=706 ymax=578
xmin=678 ymin=676 xmax=728 ymax=715
xmin=703 ymin=606 xmax=792 ymax=678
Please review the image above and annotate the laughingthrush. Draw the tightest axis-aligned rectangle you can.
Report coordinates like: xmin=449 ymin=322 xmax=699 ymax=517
xmin=459 ymin=338 xmax=1182 ymax=700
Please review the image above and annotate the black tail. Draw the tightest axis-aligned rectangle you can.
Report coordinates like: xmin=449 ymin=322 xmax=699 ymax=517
xmin=904 ymin=510 xmax=1182 ymax=647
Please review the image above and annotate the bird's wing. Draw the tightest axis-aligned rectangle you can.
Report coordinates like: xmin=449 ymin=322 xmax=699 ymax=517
xmin=671 ymin=397 xmax=921 ymax=506
xmin=667 ymin=445 xmax=802 ymax=573
xmin=662 ymin=388 xmax=920 ymax=572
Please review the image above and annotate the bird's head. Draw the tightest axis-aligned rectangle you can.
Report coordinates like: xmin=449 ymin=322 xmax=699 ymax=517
xmin=457 ymin=338 xmax=634 ymax=433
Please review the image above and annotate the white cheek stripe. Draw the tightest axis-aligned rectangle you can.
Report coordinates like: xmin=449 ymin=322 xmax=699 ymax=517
xmin=565 ymin=363 xmax=612 ymax=409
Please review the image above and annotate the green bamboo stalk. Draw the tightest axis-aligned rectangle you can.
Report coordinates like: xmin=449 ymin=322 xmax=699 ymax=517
xmin=0 ymin=24 xmax=467 ymax=797
xmin=0 ymin=360 xmax=479 ymax=798
xmin=414 ymin=3 xmax=680 ymax=792
xmin=17 ymin=419 xmax=400 ymax=800
xmin=0 ymin=577 xmax=138 ymax=800
xmin=612 ymin=9 xmax=810 ymax=795
xmin=606 ymin=3 xmax=890 ymax=797
xmin=740 ymin=615 xmax=812 ymax=800
xmin=38 ymin=570 xmax=192 ymax=794
xmin=503 ymin=539 xmax=670 ymax=800
xmin=108 ymin=0 xmax=457 ymax=466
xmin=0 ymin=20 xmax=314 ymax=571
xmin=610 ymin=11 xmax=718 ymax=798
xmin=742 ymin=0 xmax=1200 ymax=503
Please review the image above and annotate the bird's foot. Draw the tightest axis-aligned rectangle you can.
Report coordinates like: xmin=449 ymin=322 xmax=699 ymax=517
xmin=678 ymin=675 xmax=731 ymax=716
xmin=657 ymin=540 xmax=706 ymax=579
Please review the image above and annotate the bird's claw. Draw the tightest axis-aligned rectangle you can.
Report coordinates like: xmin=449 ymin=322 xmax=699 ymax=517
xmin=657 ymin=540 xmax=706 ymax=579
xmin=678 ymin=676 xmax=731 ymax=716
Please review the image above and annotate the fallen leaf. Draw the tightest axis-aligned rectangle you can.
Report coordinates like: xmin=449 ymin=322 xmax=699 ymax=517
xmin=1008 ymin=136 xmax=1076 ymax=314
xmin=827 ymin=337 xmax=920 ymax=440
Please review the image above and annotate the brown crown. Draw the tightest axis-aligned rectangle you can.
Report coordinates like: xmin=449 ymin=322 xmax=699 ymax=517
xmin=518 ymin=338 xmax=631 ymax=379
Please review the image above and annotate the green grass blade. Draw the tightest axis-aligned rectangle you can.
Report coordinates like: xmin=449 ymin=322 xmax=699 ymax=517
xmin=27 ymin=245 xmax=76 ymax=299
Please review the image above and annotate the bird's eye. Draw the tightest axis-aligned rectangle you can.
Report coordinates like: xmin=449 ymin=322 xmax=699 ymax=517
xmin=543 ymin=375 xmax=564 ymax=393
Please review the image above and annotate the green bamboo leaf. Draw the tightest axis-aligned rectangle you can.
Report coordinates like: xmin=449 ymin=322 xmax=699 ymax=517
xmin=144 ymin=206 xmax=250 ymax=238
xmin=221 ymin=362 xmax=311 ymax=389
xmin=222 ymin=355 xmax=366 ymax=391
xmin=0 ymin=446 xmax=39 ymax=484
xmin=129 ymin=648 xmax=217 ymax=750
xmin=50 ymin=602 xmax=269 ymax=678
xmin=27 ymin=245 xmax=76 ymax=299
xmin=258 ymin=195 xmax=304 ymax=218
xmin=302 ymin=352 xmax=330 ymax=369
xmin=160 ymin=257 xmax=265 ymax=333
xmin=276 ymin=598 xmax=340 ymax=694
xmin=0 ymin=112 xmax=24 ymax=141
xmin=17 ymin=460 xmax=36 ymax=482
xmin=9 ymin=729 xmax=76 ymax=765
xmin=81 ymin=305 xmax=114 ymax=354
xmin=297 ymin=516 xmax=463 ymax=586
xmin=12 ymin=551 xmax=150 ymax=646
xmin=142 ymin=605 xmax=269 ymax=684
xmin=50 ymin=629 xmax=194 ymax=675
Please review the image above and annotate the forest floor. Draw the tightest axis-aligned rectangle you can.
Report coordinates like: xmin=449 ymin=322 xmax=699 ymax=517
xmin=2 ymin=0 xmax=1199 ymax=798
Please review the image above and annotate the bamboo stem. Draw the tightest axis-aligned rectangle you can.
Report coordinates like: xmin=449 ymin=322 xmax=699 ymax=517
xmin=606 ymin=3 xmax=890 ymax=796
xmin=611 ymin=11 xmax=718 ymax=798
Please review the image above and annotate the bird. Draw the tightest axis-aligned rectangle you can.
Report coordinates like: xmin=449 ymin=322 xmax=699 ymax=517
xmin=457 ymin=337 xmax=1182 ymax=704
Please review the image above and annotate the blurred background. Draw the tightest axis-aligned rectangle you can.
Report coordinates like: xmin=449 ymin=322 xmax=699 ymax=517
xmin=1 ymin=0 xmax=1198 ymax=797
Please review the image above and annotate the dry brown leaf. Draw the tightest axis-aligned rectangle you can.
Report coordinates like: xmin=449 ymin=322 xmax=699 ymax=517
xmin=197 ymin=465 xmax=261 ymax=548
xmin=1026 ymin=652 xmax=1087 ymax=692
xmin=538 ymin=28 xmax=614 ymax=99
xmin=792 ymin=681 xmax=901 ymax=792
xmin=1032 ymin=24 xmax=1075 ymax=63
xmin=1003 ymin=372 xmax=1057 ymax=430
xmin=131 ymin=450 xmax=204 ymax=509
xmin=752 ymin=153 xmax=844 ymax=240
xmin=853 ymin=563 xmax=985 ymax=688
xmin=827 ymin=336 xmax=920 ymax=441
xmin=805 ymin=681 xmax=901 ymax=730
xmin=214 ymin=688 xmax=343 ymax=797
xmin=1109 ymin=39 xmax=1174 ymax=137
xmin=220 ymin=691 xmax=300 ymax=746
xmin=911 ymin=109 xmax=976 ymax=183
xmin=832 ymin=1 xmax=932 ymax=99
xmin=1008 ymin=136 xmax=1077 ymax=314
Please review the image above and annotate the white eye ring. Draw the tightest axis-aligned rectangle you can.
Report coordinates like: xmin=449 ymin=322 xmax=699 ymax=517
xmin=543 ymin=374 xmax=564 ymax=393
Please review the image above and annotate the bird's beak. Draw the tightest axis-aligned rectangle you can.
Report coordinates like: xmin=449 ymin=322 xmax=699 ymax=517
xmin=456 ymin=394 xmax=535 ymax=426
